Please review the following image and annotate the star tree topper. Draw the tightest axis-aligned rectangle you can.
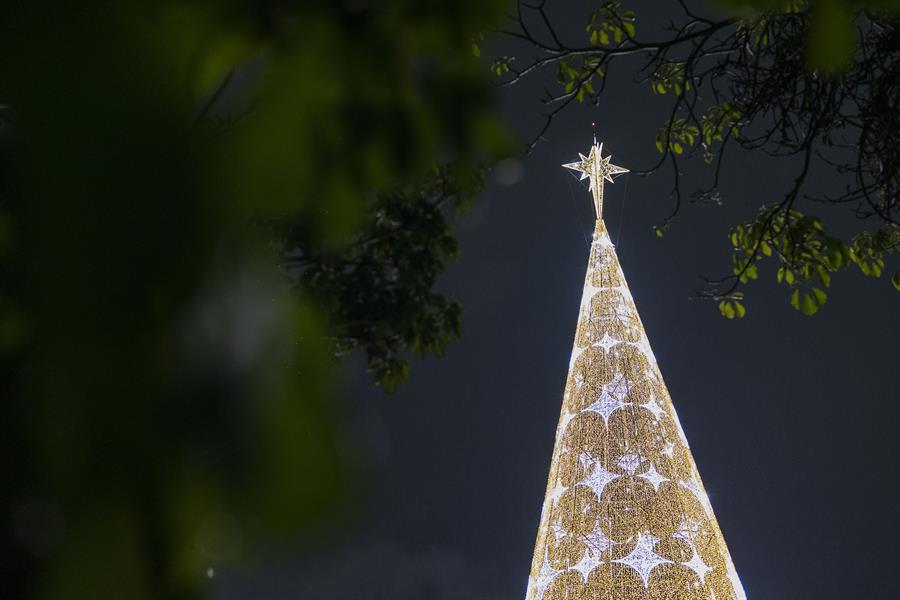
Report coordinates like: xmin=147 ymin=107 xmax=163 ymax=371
xmin=563 ymin=142 xmax=629 ymax=218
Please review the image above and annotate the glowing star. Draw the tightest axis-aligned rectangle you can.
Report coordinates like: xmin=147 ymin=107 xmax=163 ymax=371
xmin=639 ymin=397 xmax=668 ymax=421
xmin=577 ymin=451 xmax=595 ymax=471
xmin=617 ymin=452 xmax=646 ymax=475
xmin=680 ymin=476 xmax=714 ymax=517
xmin=550 ymin=522 xmax=567 ymax=542
xmin=673 ymin=517 xmax=702 ymax=544
xmin=570 ymin=547 xmax=604 ymax=582
xmin=584 ymin=374 xmax=632 ymax=424
xmin=577 ymin=462 xmax=620 ymax=501
xmin=613 ymin=531 xmax=672 ymax=588
xmin=637 ymin=463 xmax=670 ymax=492
xmin=682 ymin=550 xmax=713 ymax=584
xmin=563 ymin=142 xmax=629 ymax=217
xmin=583 ymin=529 xmax=615 ymax=556
xmin=530 ymin=551 xmax=562 ymax=600
xmin=558 ymin=409 xmax=577 ymax=435
xmin=548 ymin=479 xmax=568 ymax=506
xmin=595 ymin=332 xmax=620 ymax=352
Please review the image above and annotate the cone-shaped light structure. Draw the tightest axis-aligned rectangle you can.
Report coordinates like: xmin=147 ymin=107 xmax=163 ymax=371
xmin=525 ymin=141 xmax=746 ymax=600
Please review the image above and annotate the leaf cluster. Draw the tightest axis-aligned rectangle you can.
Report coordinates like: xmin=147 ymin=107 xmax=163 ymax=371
xmin=725 ymin=204 xmax=899 ymax=316
xmin=282 ymin=166 xmax=480 ymax=391
xmin=587 ymin=2 xmax=637 ymax=47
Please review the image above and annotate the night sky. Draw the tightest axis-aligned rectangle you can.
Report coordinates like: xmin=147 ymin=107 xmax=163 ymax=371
xmin=219 ymin=4 xmax=899 ymax=599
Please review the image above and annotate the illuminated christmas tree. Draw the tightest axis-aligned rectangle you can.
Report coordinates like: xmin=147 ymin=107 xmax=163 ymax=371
xmin=524 ymin=141 xmax=746 ymax=600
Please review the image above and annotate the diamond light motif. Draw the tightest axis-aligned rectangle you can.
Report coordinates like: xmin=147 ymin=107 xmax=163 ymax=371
xmin=584 ymin=374 xmax=631 ymax=424
xmin=637 ymin=463 xmax=670 ymax=492
xmin=674 ymin=517 xmax=701 ymax=544
xmin=616 ymin=452 xmax=645 ymax=475
xmin=612 ymin=531 xmax=672 ymax=588
xmin=548 ymin=479 xmax=568 ymax=506
xmin=530 ymin=550 xmax=562 ymax=600
xmin=682 ymin=550 xmax=713 ymax=583
xmin=640 ymin=397 xmax=668 ymax=420
xmin=569 ymin=548 xmax=604 ymax=583
xmin=596 ymin=332 xmax=620 ymax=351
xmin=583 ymin=529 xmax=614 ymax=556
xmin=577 ymin=462 xmax=620 ymax=501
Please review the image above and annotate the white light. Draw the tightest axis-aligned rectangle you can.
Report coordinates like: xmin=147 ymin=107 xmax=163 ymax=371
xmin=523 ymin=141 xmax=746 ymax=600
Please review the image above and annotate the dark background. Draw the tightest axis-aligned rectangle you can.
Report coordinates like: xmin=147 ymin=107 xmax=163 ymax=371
xmin=217 ymin=5 xmax=899 ymax=599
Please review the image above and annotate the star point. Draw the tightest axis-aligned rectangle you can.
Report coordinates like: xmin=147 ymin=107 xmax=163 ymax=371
xmin=569 ymin=547 xmax=603 ymax=582
xmin=529 ymin=550 xmax=562 ymax=600
xmin=682 ymin=550 xmax=713 ymax=584
xmin=577 ymin=461 xmax=620 ymax=501
xmin=612 ymin=531 xmax=672 ymax=588
xmin=548 ymin=479 xmax=568 ymax=506
xmin=562 ymin=141 xmax=628 ymax=218
xmin=637 ymin=462 xmax=670 ymax=491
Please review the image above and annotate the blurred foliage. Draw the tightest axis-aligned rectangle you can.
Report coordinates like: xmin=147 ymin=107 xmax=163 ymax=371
xmin=494 ymin=0 xmax=900 ymax=317
xmin=0 ymin=1 xmax=507 ymax=599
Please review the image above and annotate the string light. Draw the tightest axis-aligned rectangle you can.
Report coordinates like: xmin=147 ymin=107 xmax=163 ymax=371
xmin=524 ymin=141 xmax=746 ymax=600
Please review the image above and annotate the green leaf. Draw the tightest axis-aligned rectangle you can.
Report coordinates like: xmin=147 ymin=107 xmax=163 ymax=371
xmin=719 ymin=300 xmax=736 ymax=319
xmin=800 ymin=293 xmax=817 ymax=315
xmin=816 ymin=265 xmax=831 ymax=288
xmin=871 ymin=260 xmax=883 ymax=277
xmin=600 ymin=30 xmax=609 ymax=45
xmin=790 ymin=288 xmax=800 ymax=310
xmin=380 ymin=359 xmax=410 ymax=393
xmin=734 ymin=301 xmax=747 ymax=318
xmin=673 ymin=142 xmax=683 ymax=154
xmin=471 ymin=42 xmax=480 ymax=57
xmin=760 ymin=241 xmax=772 ymax=256
xmin=893 ymin=270 xmax=900 ymax=291
xmin=812 ymin=287 xmax=827 ymax=307
xmin=785 ymin=269 xmax=795 ymax=284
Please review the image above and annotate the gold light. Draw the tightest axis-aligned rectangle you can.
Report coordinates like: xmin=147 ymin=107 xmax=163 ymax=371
xmin=525 ymin=142 xmax=746 ymax=600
